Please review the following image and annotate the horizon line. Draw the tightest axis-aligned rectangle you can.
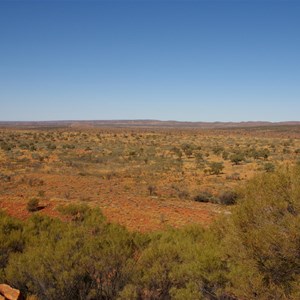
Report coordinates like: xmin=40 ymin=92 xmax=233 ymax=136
xmin=0 ymin=119 xmax=299 ymax=123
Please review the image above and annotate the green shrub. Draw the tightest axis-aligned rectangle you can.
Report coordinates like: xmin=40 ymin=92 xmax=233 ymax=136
xmin=230 ymin=152 xmax=244 ymax=165
xmin=222 ymin=151 xmax=229 ymax=160
xmin=0 ymin=212 xmax=24 ymax=276
xmin=208 ymin=162 xmax=224 ymax=175
xmin=57 ymin=204 xmax=95 ymax=222
xmin=218 ymin=190 xmax=238 ymax=205
xmin=27 ymin=198 xmax=39 ymax=212
xmin=5 ymin=205 xmax=136 ymax=299
xmin=224 ymin=165 xmax=300 ymax=299
xmin=194 ymin=191 xmax=217 ymax=203
xmin=264 ymin=162 xmax=275 ymax=172
xmin=212 ymin=146 xmax=224 ymax=155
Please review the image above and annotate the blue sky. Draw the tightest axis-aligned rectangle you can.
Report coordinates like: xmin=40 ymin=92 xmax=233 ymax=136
xmin=0 ymin=0 xmax=299 ymax=122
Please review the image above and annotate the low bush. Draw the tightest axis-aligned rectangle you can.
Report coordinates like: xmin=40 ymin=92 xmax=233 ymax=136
xmin=26 ymin=198 xmax=39 ymax=212
xmin=194 ymin=191 xmax=217 ymax=203
xmin=2 ymin=166 xmax=300 ymax=299
xmin=208 ymin=162 xmax=224 ymax=175
xmin=264 ymin=162 xmax=275 ymax=172
xmin=218 ymin=190 xmax=238 ymax=205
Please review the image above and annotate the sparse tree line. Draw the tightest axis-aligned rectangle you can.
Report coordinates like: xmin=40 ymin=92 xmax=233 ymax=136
xmin=1 ymin=165 xmax=300 ymax=299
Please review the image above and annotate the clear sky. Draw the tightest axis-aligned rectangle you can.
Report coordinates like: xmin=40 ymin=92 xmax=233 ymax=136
xmin=0 ymin=0 xmax=299 ymax=122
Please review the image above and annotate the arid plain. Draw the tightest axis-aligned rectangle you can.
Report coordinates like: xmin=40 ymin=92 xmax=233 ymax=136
xmin=1 ymin=122 xmax=300 ymax=232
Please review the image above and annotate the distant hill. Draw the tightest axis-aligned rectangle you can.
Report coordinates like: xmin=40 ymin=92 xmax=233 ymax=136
xmin=0 ymin=119 xmax=300 ymax=129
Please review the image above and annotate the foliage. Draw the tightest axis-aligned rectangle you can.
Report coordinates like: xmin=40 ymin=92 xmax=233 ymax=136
xmin=225 ymin=165 xmax=300 ymax=299
xmin=2 ymin=166 xmax=300 ymax=299
xmin=4 ymin=206 xmax=137 ymax=299
xmin=264 ymin=162 xmax=275 ymax=172
xmin=230 ymin=152 xmax=244 ymax=165
xmin=193 ymin=191 xmax=217 ymax=203
xmin=27 ymin=198 xmax=40 ymax=212
xmin=208 ymin=162 xmax=224 ymax=175
xmin=212 ymin=146 xmax=224 ymax=156
xmin=121 ymin=226 xmax=226 ymax=299
xmin=0 ymin=213 xmax=24 ymax=280
xmin=218 ymin=190 xmax=238 ymax=205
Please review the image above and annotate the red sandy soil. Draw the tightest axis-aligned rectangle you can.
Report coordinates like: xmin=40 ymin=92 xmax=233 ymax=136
xmin=0 ymin=173 xmax=225 ymax=232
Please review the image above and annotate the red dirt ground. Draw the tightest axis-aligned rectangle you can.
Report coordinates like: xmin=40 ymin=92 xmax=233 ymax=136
xmin=0 ymin=173 xmax=225 ymax=232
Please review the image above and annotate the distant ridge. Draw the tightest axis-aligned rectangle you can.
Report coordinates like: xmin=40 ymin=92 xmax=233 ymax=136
xmin=0 ymin=120 xmax=300 ymax=129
